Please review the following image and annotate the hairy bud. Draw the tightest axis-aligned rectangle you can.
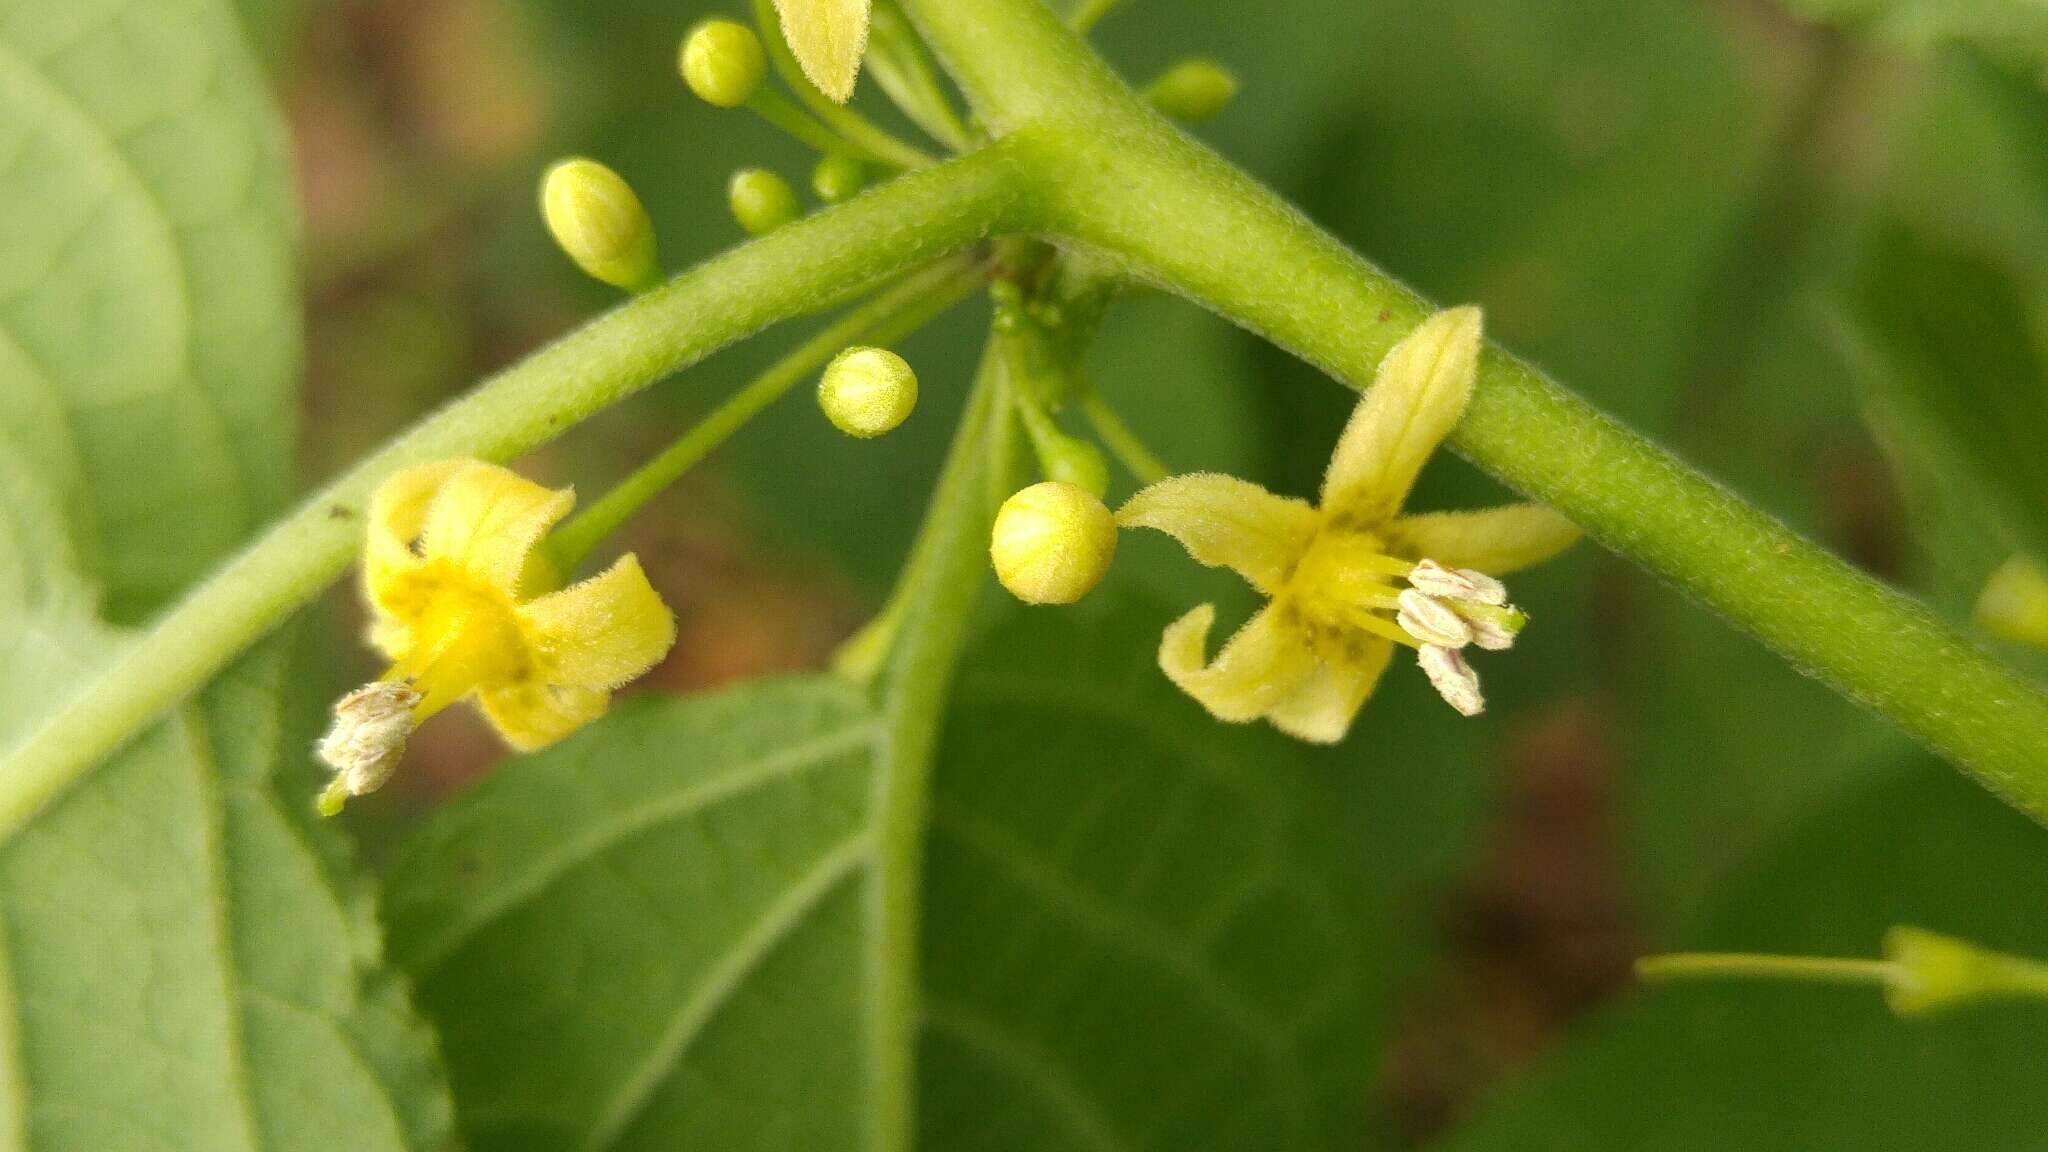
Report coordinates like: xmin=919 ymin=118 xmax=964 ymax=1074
xmin=991 ymin=481 xmax=1118 ymax=605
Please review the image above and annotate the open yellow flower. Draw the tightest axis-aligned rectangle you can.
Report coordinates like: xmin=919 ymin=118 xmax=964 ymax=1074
xmin=1117 ymin=307 xmax=1578 ymax=742
xmin=317 ymin=459 xmax=676 ymax=812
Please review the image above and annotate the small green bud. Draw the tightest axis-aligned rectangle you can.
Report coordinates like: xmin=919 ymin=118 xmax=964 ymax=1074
xmin=1144 ymin=59 xmax=1239 ymax=123
xmin=819 ymin=346 xmax=918 ymax=438
xmin=1884 ymin=926 xmax=2048 ymax=1018
xmin=1976 ymin=556 xmax=2048 ymax=650
xmin=681 ymin=19 xmax=767 ymax=108
xmin=1042 ymin=434 xmax=1109 ymax=499
xmin=812 ymin=153 xmax=866 ymax=204
xmin=991 ymin=481 xmax=1117 ymax=605
xmin=540 ymin=158 xmax=658 ymax=291
xmin=728 ymin=168 xmax=801 ymax=235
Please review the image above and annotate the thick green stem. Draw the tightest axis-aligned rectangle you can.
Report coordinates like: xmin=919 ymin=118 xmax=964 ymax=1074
xmin=550 ymin=254 xmax=990 ymax=573
xmin=0 ymin=144 xmax=1026 ymax=840
xmin=894 ymin=0 xmax=2048 ymax=818
xmin=868 ymin=341 xmax=1001 ymax=1152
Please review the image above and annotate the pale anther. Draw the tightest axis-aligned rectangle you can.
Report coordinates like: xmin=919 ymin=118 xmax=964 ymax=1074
xmin=1406 ymin=558 xmax=1481 ymax=600
xmin=1396 ymin=589 xmax=1472 ymax=648
xmin=1418 ymin=644 xmax=1484 ymax=716
xmin=317 ymin=681 xmax=421 ymax=797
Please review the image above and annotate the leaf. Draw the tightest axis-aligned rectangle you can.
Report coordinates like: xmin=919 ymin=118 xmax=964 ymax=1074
xmin=0 ymin=0 xmax=301 ymax=623
xmin=1431 ymin=757 xmax=2048 ymax=1151
xmin=1785 ymin=0 xmax=2048 ymax=82
xmin=0 ymin=1 xmax=454 ymax=1147
xmin=772 ymin=0 xmax=870 ymax=103
xmin=1834 ymin=226 xmax=2048 ymax=562
xmin=384 ymin=589 xmax=1484 ymax=1150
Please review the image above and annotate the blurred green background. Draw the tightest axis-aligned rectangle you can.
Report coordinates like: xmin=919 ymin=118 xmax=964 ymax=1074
xmin=254 ymin=0 xmax=2048 ymax=1143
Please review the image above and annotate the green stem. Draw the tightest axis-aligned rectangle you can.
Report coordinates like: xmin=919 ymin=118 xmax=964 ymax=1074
xmin=868 ymin=1 xmax=973 ymax=152
xmin=867 ymin=340 xmax=1002 ymax=1152
xmin=0 ymin=143 xmax=1027 ymax=841
xmin=1080 ymin=392 xmax=1169 ymax=484
xmin=898 ymin=0 xmax=2048 ymax=821
xmin=1067 ymin=0 xmax=1127 ymax=34
xmin=550 ymin=255 xmax=990 ymax=573
xmin=751 ymin=0 xmax=938 ymax=170
xmin=747 ymin=87 xmax=852 ymax=157
xmin=1637 ymin=953 xmax=1898 ymax=988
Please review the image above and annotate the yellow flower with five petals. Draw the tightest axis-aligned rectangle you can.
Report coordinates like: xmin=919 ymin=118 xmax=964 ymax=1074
xmin=317 ymin=459 xmax=676 ymax=813
xmin=1117 ymin=307 xmax=1578 ymax=742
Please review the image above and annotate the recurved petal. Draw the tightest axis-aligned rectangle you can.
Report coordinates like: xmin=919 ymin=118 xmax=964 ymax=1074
xmin=476 ymin=681 xmax=610 ymax=752
xmin=419 ymin=461 xmax=574 ymax=595
xmin=365 ymin=460 xmax=466 ymax=607
xmin=1386 ymin=503 xmax=1580 ymax=575
xmin=1158 ymin=602 xmax=1316 ymax=723
xmin=773 ymin=0 xmax=871 ymax=102
xmin=1117 ymin=473 xmax=1319 ymax=594
xmin=1264 ymin=638 xmax=1394 ymax=744
xmin=1322 ymin=306 xmax=1483 ymax=525
xmin=518 ymin=554 xmax=677 ymax=689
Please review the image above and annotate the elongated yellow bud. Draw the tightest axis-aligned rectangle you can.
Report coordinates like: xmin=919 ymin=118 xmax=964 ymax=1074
xmin=819 ymin=346 xmax=918 ymax=437
xmin=728 ymin=168 xmax=801 ymax=235
xmin=991 ymin=481 xmax=1117 ymax=605
xmin=540 ymin=158 xmax=658 ymax=291
xmin=681 ymin=19 xmax=768 ymax=108
xmin=1143 ymin=59 xmax=1239 ymax=123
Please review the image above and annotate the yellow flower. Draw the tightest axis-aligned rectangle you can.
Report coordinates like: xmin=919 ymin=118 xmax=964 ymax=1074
xmin=1117 ymin=307 xmax=1578 ymax=742
xmin=317 ymin=460 xmax=676 ymax=812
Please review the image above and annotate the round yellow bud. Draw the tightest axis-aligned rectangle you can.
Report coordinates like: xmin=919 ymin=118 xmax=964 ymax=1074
xmin=812 ymin=154 xmax=866 ymax=204
xmin=728 ymin=168 xmax=801 ymax=236
xmin=991 ymin=481 xmax=1117 ymax=605
xmin=819 ymin=347 xmax=918 ymax=438
xmin=681 ymin=19 xmax=767 ymax=108
xmin=1144 ymin=59 xmax=1239 ymax=123
xmin=540 ymin=158 xmax=658 ymax=291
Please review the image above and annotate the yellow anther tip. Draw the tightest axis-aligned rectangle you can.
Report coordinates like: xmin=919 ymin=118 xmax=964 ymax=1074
xmin=991 ymin=481 xmax=1118 ymax=605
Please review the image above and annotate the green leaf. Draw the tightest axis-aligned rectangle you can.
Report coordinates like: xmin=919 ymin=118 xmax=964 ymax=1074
xmin=1834 ymin=226 xmax=2048 ymax=562
xmin=0 ymin=0 xmax=301 ymax=623
xmin=1432 ymin=757 xmax=2048 ymax=1151
xmin=0 ymin=2 xmax=453 ymax=1147
xmin=384 ymin=591 xmax=1482 ymax=1150
xmin=1786 ymin=0 xmax=2048 ymax=82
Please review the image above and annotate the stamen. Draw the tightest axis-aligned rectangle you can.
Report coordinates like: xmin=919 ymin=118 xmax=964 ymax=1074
xmin=1417 ymin=644 xmax=1484 ymax=716
xmin=1407 ymin=558 xmax=1481 ymax=600
xmin=316 ymin=681 xmax=422 ymax=813
xmin=1396 ymin=589 xmax=1472 ymax=648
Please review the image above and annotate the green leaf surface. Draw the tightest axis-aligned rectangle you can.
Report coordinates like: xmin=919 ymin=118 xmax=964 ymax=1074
xmin=1787 ymin=0 xmax=2048 ymax=81
xmin=0 ymin=2 xmax=452 ymax=1148
xmin=1431 ymin=757 xmax=2048 ymax=1151
xmin=0 ymin=0 xmax=300 ymax=623
xmin=384 ymin=589 xmax=1482 ymax=1150
xmin=1835 ymin=227 xmax=2048 ymax=562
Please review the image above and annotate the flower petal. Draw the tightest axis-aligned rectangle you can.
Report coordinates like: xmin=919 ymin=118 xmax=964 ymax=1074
xmin=1386 ymin=503 xmax=1579 ymax=575
xmin=1158 ymin=602 xmax=1316 ymax=723
xmin=1265 ymin=638 xmax=1394 ymax=744
xmin=1322 ymin=306 xmax=1483 ymax=526
xmin=517 ymin=554 xmax=677 ymax=689
xmin=774 ymin=0 xmax=871 ymax=103
xmin=365 ymin=460 xmax=466 ymax=611
xmin=1117 ymin=473 xmax=1319 ymax=593
xmin=475 ymin=682 xmax=609 ymax=752
xmin=419 ymin=461 xmax=574 ymax=594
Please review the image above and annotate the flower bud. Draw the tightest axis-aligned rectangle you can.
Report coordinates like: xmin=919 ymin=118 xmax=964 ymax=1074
xmin=819 ymin=346 xmax=918 ymax=438
xmin=540 ymin=158 xmax=658 ymax=291
xmin=728 ymin=168 xmax=801 ymax=236
xmin=991 ymin=481 xmax=1117 ymax=605
xmin=1976 ymin=557 xmax=2048 ymax=649
xmin=1884 ymin=926 xmax=2048 ymax=1018
xmin=812 ymin=153 xmax=866 ymax=204
xmin=680 ymin=19 xmax=767 ymax=108
xmin=1042 ymin=435 xmax=1110 ymax=499
xmin=1143 ymin=59 xmax=1239 ymax=123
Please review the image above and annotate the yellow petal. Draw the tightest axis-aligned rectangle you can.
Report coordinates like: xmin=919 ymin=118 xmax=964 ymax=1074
xmin=419 ymin=461 xmax=574 ymax=595
xmin=1264 ymin=639 xmax=1394 ymax=744
xmin=1386 ymin=503 xmax=1579 ymax=575
xmin=476 ymin=682 xmax=610 ymax=752
xmin=1322 ymin=306 xmax=1483 ymax=526
xmin=365 ymin=460 xmax=466 ymax=611
xmin=1117 ymin=473 xmax=1319 ymax=594
xmin=518 ymin=554 xmax=678 ymax=689
xmin=1158 ymin=602 xmax=1316 ymax=723
xmin=773 ymin=0 xmax=870 ymax=103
